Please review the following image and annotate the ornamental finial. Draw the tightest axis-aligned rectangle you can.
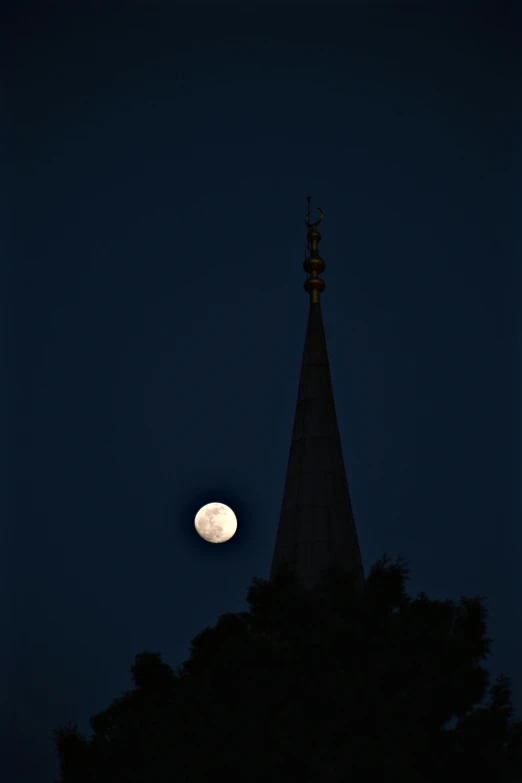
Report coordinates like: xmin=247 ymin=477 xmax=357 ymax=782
xmin=305 ymin=195 xmax=323 ymax=229
xmin=303 ymin=197 xmax=325 ymax=303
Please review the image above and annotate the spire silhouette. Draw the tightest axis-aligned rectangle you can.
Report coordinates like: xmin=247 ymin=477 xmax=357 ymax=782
xmin=270 ymin=199 xmax=364 ymax=591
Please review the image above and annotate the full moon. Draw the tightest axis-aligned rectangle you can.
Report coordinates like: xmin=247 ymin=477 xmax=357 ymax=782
xmin=194 ymin=502 xmax=237 ymax=543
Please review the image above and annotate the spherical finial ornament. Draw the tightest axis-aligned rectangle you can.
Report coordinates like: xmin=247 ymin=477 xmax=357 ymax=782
xmin=304 ymin=276 xmax=325 ymax=296
xmin=303 ymin=255 xmax=326 ymax=276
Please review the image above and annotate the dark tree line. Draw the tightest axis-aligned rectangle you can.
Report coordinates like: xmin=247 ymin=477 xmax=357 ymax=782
xmin=54 ymin=556 xmax=522 ymax=782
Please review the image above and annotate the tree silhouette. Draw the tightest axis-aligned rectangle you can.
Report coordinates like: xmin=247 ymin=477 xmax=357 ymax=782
xmin=54 ymin=556 xmax=522 ymax=782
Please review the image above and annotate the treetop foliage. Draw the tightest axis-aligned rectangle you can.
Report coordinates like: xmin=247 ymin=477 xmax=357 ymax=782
xmin=54 ymin=555 xmax=522 ymax=782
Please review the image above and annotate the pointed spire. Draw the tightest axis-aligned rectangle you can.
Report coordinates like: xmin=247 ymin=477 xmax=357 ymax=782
xmin=270 ymin=199 xmax=364 ymax=591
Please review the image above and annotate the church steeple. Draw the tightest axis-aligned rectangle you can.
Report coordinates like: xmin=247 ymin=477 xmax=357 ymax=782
xmin=269 ymin=198 xmax=364 ymax=591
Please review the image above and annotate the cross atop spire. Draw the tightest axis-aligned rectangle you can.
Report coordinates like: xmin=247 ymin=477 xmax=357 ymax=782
xmin=269 ymin=199 xmax=364 ymax=591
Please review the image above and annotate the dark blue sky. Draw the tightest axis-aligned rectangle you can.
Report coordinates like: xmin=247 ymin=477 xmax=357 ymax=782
xmin=6 ymin=2 xmax=521 ymax=781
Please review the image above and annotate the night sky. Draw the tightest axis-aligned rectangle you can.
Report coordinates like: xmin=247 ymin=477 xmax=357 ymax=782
xmin=6 ymin=2 xmax=521 ymax=781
